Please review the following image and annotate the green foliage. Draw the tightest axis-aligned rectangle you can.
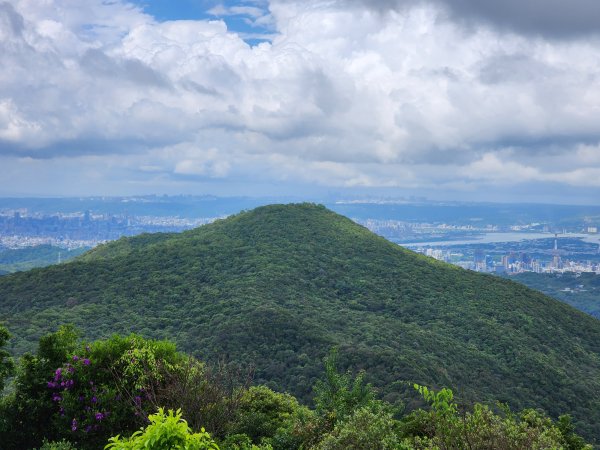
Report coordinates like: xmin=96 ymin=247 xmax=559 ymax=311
xmin=105 ymin=408 xmax=220 ymax=450
xmin=220 ymin=434 xmax=273 ymax=450
xmin=36 ymin=438 xmax=79 ymax=449
xmin=50 ymin=334 xmax=186 ymax=449
xmin=0 ymin=329 xmax=188 ymax=449
xmin=512 ymin=272 xmax=600 ymax=319
xmin=401 ymin=385 xmax=593 ymax=450
xmin=0 ymin=325 xmax=14 ymax=392
xmin=229 ymin=386 xmax=299 ymax=442
xmin=412 ymin=384 xmax=458 ymax=441
xmin=151 ymin=358 xmax=254 ymax=439
xmin=313 ymin=348 xmax=375 ymax=426
xmin=0 ymin=325 xmax=78 ymax=449
xmin=1 ymin=204 xmax=600 ymax=440
xmin=557 ymin=415 xmax=591 ymax=450
xmin=413 ymin=385 xmax=457 ymax=417
xmin=0 ymin=326 xmax=594 ymax=449
xmin=228 ymin=386 xmax=317 ymax=449
xmin=315 ymin=403 xmax=406 ymax=450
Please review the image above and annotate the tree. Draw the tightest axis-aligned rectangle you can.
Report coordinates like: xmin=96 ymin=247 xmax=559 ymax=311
xmin=315 ymin=403 xmax=406 ymax=450
xmin=0 ymin=325 xmax=78 ymax=449
xmin=313 ymin=348 xmax=374 ymax=426
xmin=0 ymin=325 xmax=14 ymax=392
xmin=49 ymin=334 xmax=186 ymax=449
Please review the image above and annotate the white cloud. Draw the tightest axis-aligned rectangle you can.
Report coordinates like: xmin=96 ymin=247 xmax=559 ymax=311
xmin=2 ymin=0 xmax=600 ymax=199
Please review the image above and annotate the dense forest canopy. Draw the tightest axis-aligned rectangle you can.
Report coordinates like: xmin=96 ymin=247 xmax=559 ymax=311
xmin=0 ymin=204 xmax=599 ymax=441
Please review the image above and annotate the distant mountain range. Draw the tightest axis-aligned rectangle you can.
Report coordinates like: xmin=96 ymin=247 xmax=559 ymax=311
xmin=1 ymin=203 xmax=599 ymax=440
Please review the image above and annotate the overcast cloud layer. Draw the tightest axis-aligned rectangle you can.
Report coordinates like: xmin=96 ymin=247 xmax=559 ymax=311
xmin=2 ymin=0 xmax=600 ymax=201
xmin=348 ymin=0 xmax=600 ymax=38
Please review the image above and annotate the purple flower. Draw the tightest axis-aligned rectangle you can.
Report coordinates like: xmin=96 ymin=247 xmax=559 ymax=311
xmin=84 ymin=425 xmax=92 ymax=433
xmin=95 ymin=412 xmax=104 ymax=421
xmin=91 ymin=396 xmax=97 ymax=404
xmin=79 ymin=395 xmax=85 ymax=402
xmin=72 ymin=355 xmax=79 ymax=361
xmin=68 ymin=366 xmax=75 ymax=373
xmin=52 ymin=393 xmax=62 ymax=402
xmin=71 ymin=418 xmax=78 ymax=431
xmin=47 ymin=381 xmax=57 ymax=389
xmin=85 ymin=345 xmax=91 ymax=353
xmin=134 ymin=395 xmax=142 ymax=406
xmin=83 ymin=358 xmax=91 ymax=366
xmin=54 ymin=368 xmax=62 ymax=381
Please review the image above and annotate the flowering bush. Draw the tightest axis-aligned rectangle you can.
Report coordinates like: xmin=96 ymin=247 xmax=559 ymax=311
xmin=47 ymin=334 xmax=186 ymax=448
xmin=48 ymin=348 xmax=114 ymax=436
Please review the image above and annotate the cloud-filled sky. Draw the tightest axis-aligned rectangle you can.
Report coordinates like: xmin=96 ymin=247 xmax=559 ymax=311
xmin=2 ymin=0 xmax=600 ymax=203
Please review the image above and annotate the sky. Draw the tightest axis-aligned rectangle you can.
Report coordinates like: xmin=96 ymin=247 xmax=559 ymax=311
xmin=2 ymin=0 xmax=600 ymax=203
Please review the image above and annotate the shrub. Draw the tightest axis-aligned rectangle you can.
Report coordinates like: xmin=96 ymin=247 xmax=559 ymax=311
xmin=315 ymin=402 xmax=406 ymax=450
xmin=36 ymin=438 xmax=78 ymax=450
xmin=49 ymin=334 xmax=186 ymax=448
xmin=105 ymin=408 xmax=219 ymax=450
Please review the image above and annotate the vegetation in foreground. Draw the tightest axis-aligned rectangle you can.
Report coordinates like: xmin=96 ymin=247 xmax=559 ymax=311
xmin=0 ymin=326 xmax=592 ymax=449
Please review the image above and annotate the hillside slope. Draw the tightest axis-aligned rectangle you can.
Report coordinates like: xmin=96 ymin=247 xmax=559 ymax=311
xmin=1 ymin=204 xmax=600 ymax=439
xmin=511 ymin=272 xmax=600 ymax=319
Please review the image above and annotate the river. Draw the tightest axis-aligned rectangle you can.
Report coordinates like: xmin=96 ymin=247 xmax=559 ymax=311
xmin=399 ymin=232 xmax=600 ymax=247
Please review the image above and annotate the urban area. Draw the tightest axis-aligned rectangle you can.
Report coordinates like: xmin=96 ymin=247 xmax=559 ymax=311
xmin=2 ymin=206 xmax=600 ymax=276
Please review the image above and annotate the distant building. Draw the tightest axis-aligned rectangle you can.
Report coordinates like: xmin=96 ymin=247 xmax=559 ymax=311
xmin=551 ymin=234 xmax=563 ymax=270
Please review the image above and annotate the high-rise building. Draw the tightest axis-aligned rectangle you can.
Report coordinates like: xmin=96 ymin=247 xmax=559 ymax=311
xmin=552 ymin=234 xmax=562 ymax=270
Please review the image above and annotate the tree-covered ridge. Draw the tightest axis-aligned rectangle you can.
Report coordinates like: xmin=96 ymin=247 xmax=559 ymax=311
xmin=1 ymin=203 xmax=600 ymax=440
xmin=0 ymin=328 xmax=592 ymax=449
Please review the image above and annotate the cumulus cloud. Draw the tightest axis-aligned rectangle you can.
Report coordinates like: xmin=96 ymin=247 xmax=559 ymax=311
xmin=1 ymin=0 xmax=600 ymax=199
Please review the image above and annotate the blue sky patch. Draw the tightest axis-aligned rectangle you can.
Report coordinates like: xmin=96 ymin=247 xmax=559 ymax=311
xmin=129 ymin=0 xmax=273 ymax=44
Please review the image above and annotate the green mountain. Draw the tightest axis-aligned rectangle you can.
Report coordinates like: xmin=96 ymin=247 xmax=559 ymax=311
xmin=1 ymin=204 xmax=600 ymax=440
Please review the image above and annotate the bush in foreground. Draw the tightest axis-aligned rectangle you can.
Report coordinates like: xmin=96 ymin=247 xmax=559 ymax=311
xmin=105 ymin=408 xmax=219 ymax=450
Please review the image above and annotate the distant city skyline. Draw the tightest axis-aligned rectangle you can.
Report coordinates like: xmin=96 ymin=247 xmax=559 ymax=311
xmin=3 ymin=1 xmax=600 ymax=203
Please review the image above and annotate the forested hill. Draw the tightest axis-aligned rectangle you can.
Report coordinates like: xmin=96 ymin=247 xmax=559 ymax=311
xmin=1 ymin=203 xmax=600 ymax=440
